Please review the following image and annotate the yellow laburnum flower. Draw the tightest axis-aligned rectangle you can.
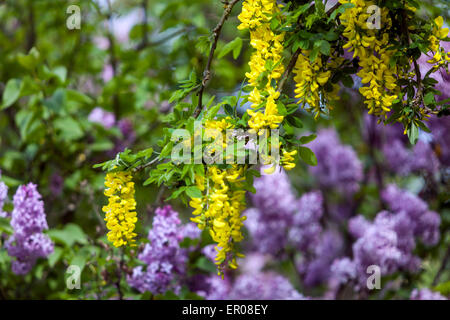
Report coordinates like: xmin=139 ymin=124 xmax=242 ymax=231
xmin=238 ymin=0 xmax=285 ymax=135
xmin=340 ymin=0 xmax=400 ymax=117
xmin=281 ymin=149 xmax=297 ymax=170
xmin=189 ymin=166 xmax=246 ymax=277
xmin=102 ymin=171 xmax=137 ymax=247
xmin=293 ymin=52 xmax=340 ymax=119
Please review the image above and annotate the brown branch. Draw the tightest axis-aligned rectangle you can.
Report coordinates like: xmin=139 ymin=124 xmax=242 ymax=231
xmin=133 ymin=156 xmax=160 ymax=173
xmin=277 ymin=48 xmax=301 ymax=93
xmin=432 ymin=244 xmax=450 ymax=286
xmin=193 ymin=0 xmax=241 ymax=118
xmin=26 ymin=2 xmax=36 ymax=51
xmin=400 ymin=8 xmax=425 ymax=111
xmin=106 ymin=0 xmax=120 ymax=118
xmin=136 ymin=0 xmax=149 ymax=50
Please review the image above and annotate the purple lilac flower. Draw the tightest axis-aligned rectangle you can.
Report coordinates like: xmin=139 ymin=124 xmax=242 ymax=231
xmin=181 ymin=222 xmax=201 ymax=240
xmin=307 ymin=129 xmax=363 ymax=194
xmin=352 ymin=222 xmax=403 ymax=281
xmin=245 ymin=169 xmax=297 ymax=255
xmin=382 ymin=184 xmax=440 ymax=246
xmin=0 ymin=171 xmax=8 ymax=218
xmin=202 ymin=275 xmax=232 ymax=300
xmin=410 ymin=288 xmax=447 ymax=300
xmin=228 ymin=272 xmax=305 ymax=300
xmin=88 ymin=107 xmax=116 ymax=129
xmin=202 ymin=244 xmax=217 ymax=263
xmin=383 ymin=139 xmax=440 ymax=176
xmin=102 ymin=64 xmax=114 ymax=82
xmin=340 ymin=186 xmax=441 ymax=286
xmin=108 ymin=118 xmax=137 ymax=156
xmin=411 ymin=140 xmax=440 ymax=174
xmin=298 ymin=230 xmax=344 ymax=287
xmin=49 ymin=173 xmax=64 ymax=197
xmin=330 ymin=257 xmax=357 ymax=285
xmin=127 ymin=205 xmax=187 ymax=295
xmin=240 ymin=252 xmax=269 ymax=274
xmin=204 ymin=272 xmax=305 ymax=300
xmin=429 ymin=115 xmax=450 ymax=166
xmin=288 ymin=191 xmax=323 ymax=253
xmin=418 ymin=41 xmax=450 ymax=102
xmin=348 ymin=215 xmax=371 ymax=239
xmin=382 ymin=139 xmax=413 ymax=176
xmin=6 ymin=183 xmax=54 ymax=275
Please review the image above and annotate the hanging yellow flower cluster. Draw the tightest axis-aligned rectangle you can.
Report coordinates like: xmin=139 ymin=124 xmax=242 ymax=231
xmin=102 ymin=171 xmax=138 ymax=247
xmin=293 ymin=51 xmax=341 ymax=119
xmin=427 ymin=16 xmax=450 ymax=68
xmin=189 ymin=165 xmax=247 ymax=277
xmin=237 ymin=0 xmax=297 ymax=172
xmin=339 ymin=0 xmax=399 ymax=117
xmin=238 ymin=0 xmax=285 ymax=135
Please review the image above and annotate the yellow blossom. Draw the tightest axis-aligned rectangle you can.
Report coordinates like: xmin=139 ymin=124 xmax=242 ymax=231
xmin=102 ymin=171 xmax=137 ymax=247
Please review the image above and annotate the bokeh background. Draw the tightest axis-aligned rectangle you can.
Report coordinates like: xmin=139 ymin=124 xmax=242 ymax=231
xmin=0 ymin=0 xmax=449 ymax=300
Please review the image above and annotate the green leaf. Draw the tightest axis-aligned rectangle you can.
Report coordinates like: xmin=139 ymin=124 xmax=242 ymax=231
xmin=299 ymin=134 xmax=317 ymax=144
xmin=224 ymin=104 xmax=234 ymax=116
xmin=53 ymin=117 xmax=84 ymax=141
xmin=424 ymin=92 xmax=436 ymax=106
xmin=48 ymin=247 xmax=63 ymax=268
xmin=407 ymin=122 xmax=419 ymax=145
xmin=186 ymin=186 xmax=202 ymax=198
xmin=286 ymin=115 xmax=303 ymax=128
xmin=2 ymin=79 xmax=22 ymax=109
xmin=43 ymin=88 xmax=66 ymax=113
xmin=217 ymin=37 xmax=243 ymax=60
xmin=47 ymin=223 xmax=88 ymax=247
xmin=317 ymin=40 xmax=331 ymax=56
xmin=298 ymin=146 xmax=317 ymax=166
xmin=195 ymin=256 xmax=217 ymax=273
xmin=16 ymin=47 xmax=40 ymax=70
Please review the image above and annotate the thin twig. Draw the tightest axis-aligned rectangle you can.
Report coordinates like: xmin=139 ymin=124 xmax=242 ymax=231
xmin=133 ymin=156 xmax=160 ymax=172
xmin=432 ymin=244 xmax=450 ymax=286
xmin=193 ymin=0 xmax=241 ymax=118
xmin=400 ymin=7 xmax=425 ymax=110
xmin=106 ymin=0 xmax=120 ymax=118
xmin=115 ymin=249 xmax=125 ymax=300
xmin=277 ymin=48 xmax=301 ymax=93
xmin=136 ymin=0 xmax=149 ymax=50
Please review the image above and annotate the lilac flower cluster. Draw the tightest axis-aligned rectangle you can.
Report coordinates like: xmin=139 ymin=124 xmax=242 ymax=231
xmin=246 ymin=169 xmax=343 ymax=287
xmin=307 ymin=129 xmax=363 ymax=194
xmin=332 ymin=185 xmax=440 ymax=287
xmin=297 ymin=230 xmax=344 ymax=288
xmin=382 ymin=137 xmax=440 ymax=176
xmin=382 ymin=185 xmax=440 ymax=246
xmin=203 ymin=272 xmax=306 ymax=300
xmin=363 ymin=112 xmax=444 ymax=176
xmin=6 ymin=183 xmax=54 ymax=275
xmin=410 ymin=288 xmax=447 ymax=300
xmin=88 ymin=107 xmax=116 ymax=129
xmin=244 ymin=169 xmax=297 ymax=255
xmin=0 ymin=171 xmax=8 ymax=218
xmin=429 ymin=115 xmax=450 ymax=166
xmin=418 ymin=41 xmax=450 ymax=103
xmin=128 ymin=205 xmax=194 ymax=295
xmin=87 ymin=107 xmax=137 ymax=155
xmin=288 ymin=191 xmax=323 ymax=253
